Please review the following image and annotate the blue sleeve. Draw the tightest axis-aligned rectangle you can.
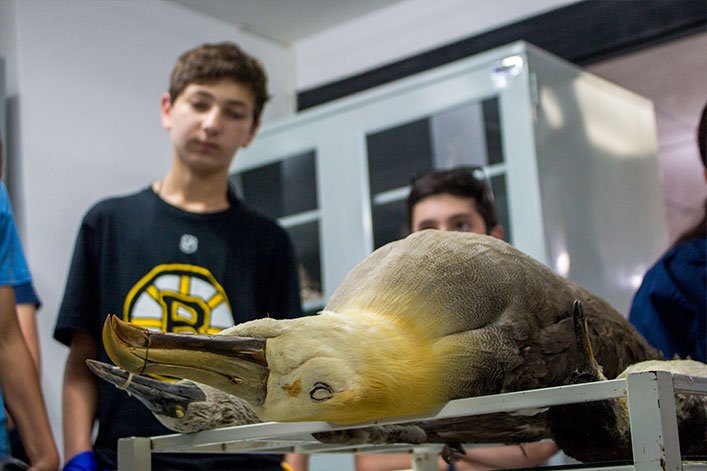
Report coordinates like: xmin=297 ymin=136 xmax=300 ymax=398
xmin=13 ymin=281 xmax=41 ymax=307
xmin=629 ymin=239 xmax=706 ymax=362
xmin=0 ymin=182 xmax=32 ymax=287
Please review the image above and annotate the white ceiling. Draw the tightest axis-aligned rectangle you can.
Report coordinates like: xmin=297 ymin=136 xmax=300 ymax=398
xmin=166 ymin=0 xmax=406 ymax=44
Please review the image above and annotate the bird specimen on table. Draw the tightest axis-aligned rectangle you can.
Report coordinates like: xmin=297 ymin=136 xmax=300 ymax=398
xmin=547 ymin=301 xmax=707 ymax=462
xmin=99 ymin=230 xmax=662 ymax=446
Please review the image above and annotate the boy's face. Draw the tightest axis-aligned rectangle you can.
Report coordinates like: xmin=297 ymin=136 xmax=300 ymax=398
xmin=412 ymin=193 xmax=488 ymax=235
xmin=161 ymin=80 xmax=259 ymax=176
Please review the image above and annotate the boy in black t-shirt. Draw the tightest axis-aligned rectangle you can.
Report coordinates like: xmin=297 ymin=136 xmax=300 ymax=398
xmin=55 ymin=43 xmax=305 ymax=471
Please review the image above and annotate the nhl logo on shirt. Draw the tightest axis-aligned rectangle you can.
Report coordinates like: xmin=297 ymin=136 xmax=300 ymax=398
xmin=179 ymin=234 xmax=198 ymax=254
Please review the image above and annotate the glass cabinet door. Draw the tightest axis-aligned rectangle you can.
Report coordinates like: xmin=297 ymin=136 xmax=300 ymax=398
xmin=366 ymin=97 xmax=513 ymax=248
xmin=230 ymin=150 xmax=324 ymax=313
xmin=230 ymin=41 xmax=664 ymax=324
xmin=232 ymin=43 xmax=540 ymax=304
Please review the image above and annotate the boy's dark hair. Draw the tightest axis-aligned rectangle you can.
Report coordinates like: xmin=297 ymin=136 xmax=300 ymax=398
xmin=169 ymin=42 xmax=270 ymax=122
xmin=406 ymin=167 xmax=498 ymax=233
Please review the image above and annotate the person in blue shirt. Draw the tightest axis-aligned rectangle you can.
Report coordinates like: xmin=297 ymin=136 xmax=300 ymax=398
xmin=0 ymin=134 xmax=58 ymax=470
xmin=629 ymin=103 xmax=706 ymax=363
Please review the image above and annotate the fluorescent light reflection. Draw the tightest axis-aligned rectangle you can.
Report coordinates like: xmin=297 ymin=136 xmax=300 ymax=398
xmin=540 ymin=87 xmax=564 ymax=129
xmin=572 ymin=76 xmax=655 ymax=159
xmin=555 ymin=251 xmax=570 ymax=277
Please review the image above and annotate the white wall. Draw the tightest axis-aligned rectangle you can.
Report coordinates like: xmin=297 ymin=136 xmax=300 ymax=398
xmin=0 ymin=0 xmax=292 ymax=457
xmin=294 ymin=0 xmax=579 ymax=90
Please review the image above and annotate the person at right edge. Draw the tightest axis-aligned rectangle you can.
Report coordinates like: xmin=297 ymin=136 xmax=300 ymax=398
xmin=629 ymin=102 xmax=706 ymax=363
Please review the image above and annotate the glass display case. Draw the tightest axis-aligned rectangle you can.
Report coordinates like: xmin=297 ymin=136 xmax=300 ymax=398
xmin=230 ymin=41 xmax=666 ymax=316
xmin=365 ymin=97 xmax=510 ymax=247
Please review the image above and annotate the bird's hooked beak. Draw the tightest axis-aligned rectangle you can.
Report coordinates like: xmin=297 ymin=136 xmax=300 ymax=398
xmin=102 ymin=315 xmax=269 ymax=404
xmin=86 ymin=359 xmax=207 ymax=418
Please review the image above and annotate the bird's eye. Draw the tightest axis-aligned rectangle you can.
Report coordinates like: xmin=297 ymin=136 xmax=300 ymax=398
xmin=310 ymin=382 xmax=334 ymax=402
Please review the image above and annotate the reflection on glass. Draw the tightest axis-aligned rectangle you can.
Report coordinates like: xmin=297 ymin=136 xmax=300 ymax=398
xmin=430 ymin=102 xmax=488 ymax=168
xmin=230 ymin=150 xmax=323 ymax=310
xmin=286 ymin=221 xmax=322 ymax=304
xmin=366 ymin=118 xmax=433 ymax=194
xmin=371 ymin=199 xmax=407 ymax=249
xmin=367 ymin=97 xmax=505 ymax=249
xmin=483 ymin=99 xmax=503 ymax=165
xmin=231 ymin=150 xmax=317 ymax=219
xmin=489 ymin=173 xmax=511 ymax=242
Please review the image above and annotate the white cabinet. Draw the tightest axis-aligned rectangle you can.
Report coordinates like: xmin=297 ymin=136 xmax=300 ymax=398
xmin=231 ymin=41 xmax=666 ymax=316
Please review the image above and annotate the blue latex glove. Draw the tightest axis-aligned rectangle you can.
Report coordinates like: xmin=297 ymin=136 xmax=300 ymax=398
xmin=62 ymin=451 xmax=97 ymax=471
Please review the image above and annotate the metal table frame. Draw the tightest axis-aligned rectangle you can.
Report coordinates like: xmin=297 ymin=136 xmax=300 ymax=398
xmin=118 ymin=371 xmax=707 ymax=470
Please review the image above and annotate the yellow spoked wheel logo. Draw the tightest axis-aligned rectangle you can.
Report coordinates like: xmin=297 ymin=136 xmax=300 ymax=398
xmin=124 ymin=264 xmax=233 ymax=335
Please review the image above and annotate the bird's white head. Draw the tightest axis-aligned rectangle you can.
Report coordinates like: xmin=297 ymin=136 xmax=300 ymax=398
xmin=104 ymin=310 xmax=453 ymax=424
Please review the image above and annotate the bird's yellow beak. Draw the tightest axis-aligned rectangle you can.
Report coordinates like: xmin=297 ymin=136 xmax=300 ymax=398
xmin=102 ymin=315 xmax=269 ymax=404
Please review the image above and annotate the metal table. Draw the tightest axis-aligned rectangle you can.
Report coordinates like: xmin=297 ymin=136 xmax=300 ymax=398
xmin=118 ymin=370 xmax=707 ymax=470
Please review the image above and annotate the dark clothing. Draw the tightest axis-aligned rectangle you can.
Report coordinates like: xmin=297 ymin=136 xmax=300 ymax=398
xmin=13 ymin=281 xmax=41 ymax=307
xmin=54 ymin=187 xmax=302 ymax=470
xmin=629 ymin=236 xmax=706 ymax=363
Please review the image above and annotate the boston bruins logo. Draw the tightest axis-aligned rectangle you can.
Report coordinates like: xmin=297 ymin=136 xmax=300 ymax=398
xmin=124 ymin=264 xmax=233 ymax=334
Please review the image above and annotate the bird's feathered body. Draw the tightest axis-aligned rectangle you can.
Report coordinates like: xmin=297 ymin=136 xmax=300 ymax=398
xmin=550 ymin=360 xmax=707 ymax=461
xmin=546 ymin=302 xmax=706 ymax=462
xmin=103 ymin=231 xmax=661 ymax=444
xmin=322 ymin=231 xmax=659 ymax=395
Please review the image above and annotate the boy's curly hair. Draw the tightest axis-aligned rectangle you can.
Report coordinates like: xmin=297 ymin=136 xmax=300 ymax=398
xmin=169 ymin=42 xmax=269 ymax=122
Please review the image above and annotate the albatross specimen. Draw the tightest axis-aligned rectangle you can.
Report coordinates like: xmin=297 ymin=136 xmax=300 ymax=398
xmin=547 ymin=301 xmax=707 ymax=462
xmin=102 ymin=230 xmax=661 ymax=444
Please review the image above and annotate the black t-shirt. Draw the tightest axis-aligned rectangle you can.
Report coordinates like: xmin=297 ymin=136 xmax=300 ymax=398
xmin=54 ymin=187 xmax=303 ymax=470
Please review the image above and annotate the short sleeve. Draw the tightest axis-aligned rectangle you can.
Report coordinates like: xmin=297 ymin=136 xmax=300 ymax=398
xmin=14 ymin=281 xmax=41 ymax=307
xmin=0 ymin=183 xmax=32 ymax=287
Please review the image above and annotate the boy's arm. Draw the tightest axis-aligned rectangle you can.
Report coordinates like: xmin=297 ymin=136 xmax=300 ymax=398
xmin=62 ymin=330 xmax=98 ymax=462
xmin=461 ymin=442 xmax=559 ymax=468
xmin=0 ymin=286 xmax=59 ymax=471
xmin=285 ymin=453 xmax=309 ymax=471
xmin=6 ymin=303 xmax=41 ymax=431
xmin=17 ymin=303 xmax=41 ymax=371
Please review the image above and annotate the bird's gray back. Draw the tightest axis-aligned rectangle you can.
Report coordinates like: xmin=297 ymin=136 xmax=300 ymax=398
xmin=326 ymin=231 xmax=659 ymax=384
